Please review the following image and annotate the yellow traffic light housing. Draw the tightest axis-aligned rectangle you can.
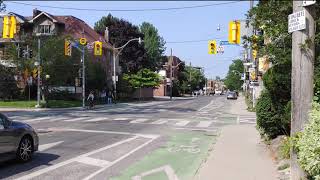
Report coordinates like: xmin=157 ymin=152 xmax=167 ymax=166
xmin=228 ymin=20 xmax=241 ymax=44
xmin=94 ymin=41 xmax=103 ymax=56
xmin=208 ymin=40 xmax=217 ymax=54
xmin=2 ymin=16 xmax=17 ymax=39
xmin=64 ymin=40 xmax=72 ymax=56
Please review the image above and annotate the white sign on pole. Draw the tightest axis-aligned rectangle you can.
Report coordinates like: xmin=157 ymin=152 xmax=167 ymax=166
xmin=288 ymin=10 xmax=306 ymax=33
xmin=303 ymin=0 xmax=316 ymax=7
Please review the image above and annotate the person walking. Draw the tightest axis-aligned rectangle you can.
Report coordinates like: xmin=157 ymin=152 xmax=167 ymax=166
xmin=107 ymin=90 xmax=112 ymax=104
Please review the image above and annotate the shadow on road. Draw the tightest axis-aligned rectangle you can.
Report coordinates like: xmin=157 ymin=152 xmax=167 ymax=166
xmin=0 ymin=152 xmax=60 ymax=179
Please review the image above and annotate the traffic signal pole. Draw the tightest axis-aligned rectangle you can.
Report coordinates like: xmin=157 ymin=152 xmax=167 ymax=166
xmin=81 ymin=46 xmax=85 ymax=108
xmin=36 ymin=38 xmax=41 ymax=108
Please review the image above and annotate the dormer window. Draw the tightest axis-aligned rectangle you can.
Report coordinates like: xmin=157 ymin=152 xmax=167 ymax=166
xmin=37 ymin=25 xmax=51 ymax=35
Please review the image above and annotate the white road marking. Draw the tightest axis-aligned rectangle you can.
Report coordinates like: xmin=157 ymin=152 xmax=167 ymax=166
xmin=75 ymin=157 xmax=111 ymax=168
xmin=64 ymin=117 xmax=88 ymax=122
xmin=196 ymin=121 xmax=212 ymax=128
xmin=175 ymin=120 xmax=190 ymax=127
xmin=173 ymin=127 xmax=218 ymax=132
xmin=47 ymin=117 xmax=69 ymax=122
xmin=237 ymin=116 xmax=240 ymax=124
xmin=151 ymin=119 xmax=168 ymax=125
xmin=15 ymin=136 xmax=139 ymax=180
xmin=82 ymin=138 xmax=158 ymax=180
xmin=197 ymin=100 xmax=214 ymax=112
xmin=114 ymin=117 xmax=129 ymax=121
xmin=24 ymin=117 xmax=51 ymax=122
xmin=85 ymin=118 xmax=108 ymax=122
xmin=130 ymin=118 xmax=149 ymax=123
xmin=132 ymin=165 xmax=179 ymax=180
xmin=39 ymin=141 xmax=64 ymax=151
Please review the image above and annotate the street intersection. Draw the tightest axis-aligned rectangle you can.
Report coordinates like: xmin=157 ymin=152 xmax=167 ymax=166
xmin=0 ymin=95 xmax=256 ymax=180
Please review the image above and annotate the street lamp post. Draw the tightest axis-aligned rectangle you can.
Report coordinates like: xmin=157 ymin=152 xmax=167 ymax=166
xmin=112 ymin=37 xmax=143 ymax=101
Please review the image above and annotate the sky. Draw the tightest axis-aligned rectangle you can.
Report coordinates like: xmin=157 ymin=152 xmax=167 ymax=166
xmin=5 ymin=1 xmax=251 ymax=79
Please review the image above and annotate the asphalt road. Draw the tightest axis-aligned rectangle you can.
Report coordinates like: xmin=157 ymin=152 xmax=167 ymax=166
xmin=0 ymin=95 xmax=256 ymax=180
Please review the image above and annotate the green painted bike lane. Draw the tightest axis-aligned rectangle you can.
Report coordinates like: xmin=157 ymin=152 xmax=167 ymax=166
xmin=110 ymin=131 xmax=218 ymax=180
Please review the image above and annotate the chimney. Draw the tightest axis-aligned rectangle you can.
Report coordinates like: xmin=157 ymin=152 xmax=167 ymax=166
xmin=33 ymin=8 xmax=41 ymax=17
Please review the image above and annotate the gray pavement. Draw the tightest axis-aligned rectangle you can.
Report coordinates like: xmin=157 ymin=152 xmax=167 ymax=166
xmin=0 ymin=95 xmax=261 ymax=180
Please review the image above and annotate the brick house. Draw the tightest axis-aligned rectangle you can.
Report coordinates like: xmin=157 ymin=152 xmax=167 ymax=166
xmin=0 ymin=9 xmax=119 ymax=92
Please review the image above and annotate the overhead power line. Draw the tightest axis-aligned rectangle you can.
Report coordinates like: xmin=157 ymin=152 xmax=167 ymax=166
xmin=7 ymin=1 xmax=241 ymax=12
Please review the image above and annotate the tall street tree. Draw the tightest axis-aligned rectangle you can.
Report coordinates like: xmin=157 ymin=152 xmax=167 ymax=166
xmin=224 ymin=59 xmax=244 ymax=91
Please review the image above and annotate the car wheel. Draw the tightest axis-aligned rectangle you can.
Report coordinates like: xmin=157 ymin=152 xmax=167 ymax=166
xmin=17 ymin=136 xmax=33 ymax=162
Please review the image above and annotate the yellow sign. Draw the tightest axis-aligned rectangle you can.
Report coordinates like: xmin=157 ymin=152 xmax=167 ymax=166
xmin=249 ymin=67 xmax=256 ymax=81
xmin=252 ymin=49 xmax=258 ymax=60
xmin=64 ymin=40 xmax=72 ymax=56
xmin=208 ymin=40 xmax=217 ymax=54
xmin=2 ymin=16 xmax=17 ymax=39
xmin=79 ymin=38 xmax=87 ymax=45
xmin=94 ymin=41 xmax=103 ymax=56
xmin=228 ymin=20 xmax=241 ymax=44
xmin=258 ymin=56 xmax=270 ymax=73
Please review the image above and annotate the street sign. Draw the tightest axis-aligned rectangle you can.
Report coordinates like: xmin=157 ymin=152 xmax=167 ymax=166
xmin=303 ymin=0 xmax=316 ymax=6
xmin=219 ymin=41 xmax=234 ymax=46
xmin=217 ymin=46 xmax=224 ymax=54
xmin=288 ymin=10 xmax=306 ymax=33
xmin=79 ymin=38 xmax=87 ymax=45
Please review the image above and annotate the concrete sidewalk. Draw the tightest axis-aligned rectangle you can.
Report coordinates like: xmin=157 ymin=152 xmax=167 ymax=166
xmin=194 ymin=95 xmax=278 ymax=180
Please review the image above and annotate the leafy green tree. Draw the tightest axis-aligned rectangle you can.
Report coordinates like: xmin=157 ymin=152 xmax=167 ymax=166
xmin=0 ymin=64 xmax=20 ymax=100
xmin=224 ymin=59 xmax=244 ymax=91
xmin=123 ymin=68 xmax=160 ymax=99
xmin=140 ymin=22 xmax=166 ymax=71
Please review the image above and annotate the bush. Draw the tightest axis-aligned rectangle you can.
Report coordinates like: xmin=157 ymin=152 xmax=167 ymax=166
xmin=296 ymin=102 xmax=320 ymax=179
xmin=256 ymin=90 xmax=290 ymax=139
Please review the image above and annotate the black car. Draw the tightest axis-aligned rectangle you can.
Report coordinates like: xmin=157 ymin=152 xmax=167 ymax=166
xmin=0 ymin=113 xmax=39 ymax=162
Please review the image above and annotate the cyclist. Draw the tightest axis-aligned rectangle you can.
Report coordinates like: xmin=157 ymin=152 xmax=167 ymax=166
xmin=87 ymin=91 xmax=95 ymax=109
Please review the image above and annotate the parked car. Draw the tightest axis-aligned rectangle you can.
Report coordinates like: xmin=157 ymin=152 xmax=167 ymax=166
xmin=227 ymin=91 xmax=238 ymax=100
xmin=0 ymin=113 xmax=39 ymax=162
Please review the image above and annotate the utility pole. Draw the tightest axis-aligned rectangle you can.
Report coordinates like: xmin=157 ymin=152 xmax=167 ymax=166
xmin=36 ymin=38 xmax=41 ymax=108
xmin=113 ymin=45 xmax=117 ymax=102
xmin=291 ymin=1 xmax=315 ymax=180
xmin=170 ymin=48 xmax=173 ymax=100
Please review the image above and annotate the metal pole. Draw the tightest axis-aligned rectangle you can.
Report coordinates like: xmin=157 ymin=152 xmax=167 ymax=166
xmin=36 ymin=38 xmax=41 ymax=108
xmin=291 ymin=1 xmax=315 ymax=179
xmin=170 ymin=48 xmax=173 ymax=100
xmin=113 ymin=45 xmax=117 ymax=101
xmin=82 ymin=47 xmax=85 ymax=108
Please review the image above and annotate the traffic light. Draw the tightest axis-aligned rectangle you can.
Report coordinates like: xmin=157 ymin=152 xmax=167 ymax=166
xmin=2 ymin=16 xmax=17 ymax=39
xmin=252 ymin=35 xmax=258 ymax=60
xmin=94 ymin=41 xmax=102 ymax=56
xmin=228 ymin=20 xmax=241 ymax=44
xmin=208 ymin=40 xmax=217 ymax=54
xmin=64 ymin=40 xmax=72 ymax=56
xmin=28 ymin=49 xmax=33 ymax=59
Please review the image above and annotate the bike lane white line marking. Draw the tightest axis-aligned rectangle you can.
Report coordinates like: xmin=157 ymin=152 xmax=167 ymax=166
xmin=15 ymin=136 xmax=139 ymax=180
xmin=75 ymin=157 xmax=111 ymax=168
xmin=197 ymin=100 xmax=214 ymax=112
xmin=24 ymin=117 xmax=51 ymax=122
xmin=85 ymin=118 xmax=108 ymax=122
xmin=64 ymin=117 xmax=89 ymax=122
xmin=82 ymin=137 xmax=158 ymax=180
xmin=175 ymin=120 xmax=190 ymax=127
xmin=114 ymin=117 xmax=129 ymax=121
xmin=39 ymin=141 xmax=64 ymax=151
xmin=196 ymin=121 xmax=212 ymax=128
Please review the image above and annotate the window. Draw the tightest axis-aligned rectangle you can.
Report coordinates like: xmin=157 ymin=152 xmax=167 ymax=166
xmin=37 ymin=25 xmax=51 ymax=34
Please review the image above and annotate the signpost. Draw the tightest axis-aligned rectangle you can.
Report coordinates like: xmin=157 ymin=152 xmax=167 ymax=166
xmin=288 ymin=10 xmax=306 ymax=33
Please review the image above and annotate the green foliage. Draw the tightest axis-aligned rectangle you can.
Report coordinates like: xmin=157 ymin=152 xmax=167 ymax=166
xmin=140 ymin=22 xmax=166 ymax=71
xmin=224 ymin=59 xmax=244 ymax=91
xmin=296 ymin=102 xmax=320 ymax=179
xmin=123 ymin=68 xmax=160 ymax=89
xmin=279 ymin=136 xmax=291 ymax=160
xmin=0 ymin=64 xmax=20 ymax=100
xmin=256 ymin=90 xmax=290 ymax=139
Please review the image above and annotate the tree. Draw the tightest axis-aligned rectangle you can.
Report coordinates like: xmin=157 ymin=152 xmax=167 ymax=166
xmin=140 ymin=22 xmax=166 ymax=71
xmin=94 ymin=14 xmax=147 ymax=74
xmin=0 ymin=64 xmax=20 ymax=100
xmin=224 ymin=59 xmax=244 ymax=91
xmin=123 ymin=68 xmax=160 ymax=99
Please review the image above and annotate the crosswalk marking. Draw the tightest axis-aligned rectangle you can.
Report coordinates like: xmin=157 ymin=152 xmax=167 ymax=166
xmin=196 ymin=121 xmax=212 ymax=128
xmin=39 ymin=141 xmax=64 ymax=151
xmin=114 ymin=117 xmax=129 ymax=121
xmin=151 ymin=119 xmax=168 ymax=125
xmin=75 ymin=156 xmax=111 ymax=168
xmin=175 ymin=120 xmax=190 ymax=126
xmin=130 ymin=118 xmax=149 ymax=123
xmin=85 ymin=118 xmax=108 ymax=122
xmin=24 ymin=116 xmax=51 ymax=122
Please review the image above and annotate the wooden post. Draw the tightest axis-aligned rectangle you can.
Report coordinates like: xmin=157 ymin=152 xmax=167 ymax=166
xmin=291 ymin=1 xmax=315 ymax=179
